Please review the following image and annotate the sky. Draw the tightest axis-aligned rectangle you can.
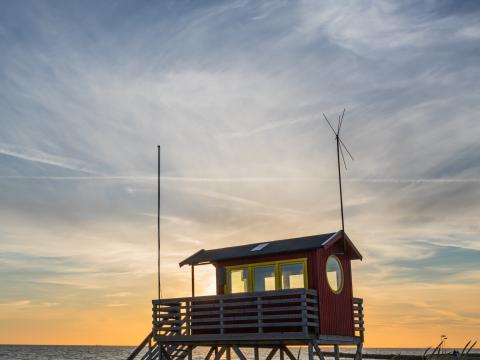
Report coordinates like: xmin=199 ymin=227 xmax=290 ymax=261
xmin=1 ymin=0 xmax=479 ymax=348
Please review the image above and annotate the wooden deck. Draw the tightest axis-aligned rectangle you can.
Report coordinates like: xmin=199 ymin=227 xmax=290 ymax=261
xmin=128 ymin=291 xmax=364 ymax=359
xmin=152 ymin=289 xmax=364 ymax=345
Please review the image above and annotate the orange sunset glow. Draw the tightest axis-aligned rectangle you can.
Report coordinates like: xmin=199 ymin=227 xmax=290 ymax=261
xmin=1 ymin=0 xmax=479 ymax=356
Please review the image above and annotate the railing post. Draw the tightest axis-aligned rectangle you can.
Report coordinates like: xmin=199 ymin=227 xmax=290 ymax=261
xmin=301 ymin=291 xmax=308 ymax=336
xmin=185 ymin=300 xmax=191 ymax=336
xmin=257 ymin=294 xmax=263 ymax=334
xmin=220 ymin=298 xmax=224 ymax=335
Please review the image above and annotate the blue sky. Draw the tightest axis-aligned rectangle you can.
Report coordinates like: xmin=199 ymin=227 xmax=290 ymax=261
xmin=0 ymin=0 xmax=479 ymax=346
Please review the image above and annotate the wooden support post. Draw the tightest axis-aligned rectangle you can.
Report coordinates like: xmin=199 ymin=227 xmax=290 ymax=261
xmin=188 ymin=345 xmax=193 ymax=360
xmin=313 ymin=343 xmax=326 ymax=360
xmin=265 ymin=348 xmax=278 ymax=360
xmin=214 ymin=346 xmax=226 ymax=360
xmin=334 ymin=345 xmax=340 ymax=360
xmin=280 ymin=347 xmax=285 ymax=360
xmin=226 ymin=346 xmax=231 ymax=360
xmin=254 ymin=346 xmax=259 ymax=360
xmin=282 ymin=346 xmax=297 ymax=360
xmin=308 ymin=342 xmax=314 ymax=360
xmin=232 ymin=345 xmax=247 ymax=360
xmin=354 ymin=342 xmax=363 ymax=360
xmin=204 ymin=347 xmax=215 ymax=360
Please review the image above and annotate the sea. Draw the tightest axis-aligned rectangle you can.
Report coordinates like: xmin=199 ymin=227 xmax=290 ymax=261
xmin=0 ymin=346 xmax=478 ymax=360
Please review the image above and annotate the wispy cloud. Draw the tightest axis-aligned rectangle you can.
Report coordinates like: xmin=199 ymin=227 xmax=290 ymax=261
xmin=0 ymin=143 xmax=98 ymax=174
xmin=0 ymin=0 xmax=479 ymax=346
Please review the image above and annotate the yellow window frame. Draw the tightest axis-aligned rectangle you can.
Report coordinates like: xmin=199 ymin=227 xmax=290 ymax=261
xmin=225 ymin=258 xmax=308 ymax=294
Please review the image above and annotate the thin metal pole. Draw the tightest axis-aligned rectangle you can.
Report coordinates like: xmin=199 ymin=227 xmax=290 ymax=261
xmin=336 ymin=135 xmax=345 ymax=232
xmin=157 ymin=145 xmax=161 ymax=299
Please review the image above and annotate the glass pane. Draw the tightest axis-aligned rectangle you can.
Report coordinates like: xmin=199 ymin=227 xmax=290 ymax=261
xmin=326 ymin=256 xmax=343 ymax=293
xmin=281 ymin=263 xmax=305 ymax=289
xmin=254 ymin=266 xmax=276 ymax=291
xmin=229 ymin=268 xmax=249 ymax=293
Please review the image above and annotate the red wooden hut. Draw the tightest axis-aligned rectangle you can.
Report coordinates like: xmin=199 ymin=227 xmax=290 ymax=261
xmin=180 ymin=230 xmax=362 ymax=338
xmin=129 ymin=230 xmax=364 ymax=360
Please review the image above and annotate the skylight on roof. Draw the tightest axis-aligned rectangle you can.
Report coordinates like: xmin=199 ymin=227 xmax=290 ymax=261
xmin=250 ymin=243 xmax=269 ymax=252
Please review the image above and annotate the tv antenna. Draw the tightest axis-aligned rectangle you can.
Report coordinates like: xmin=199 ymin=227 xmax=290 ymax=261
xmin=323 ymin=109 xmax=354 ymax=233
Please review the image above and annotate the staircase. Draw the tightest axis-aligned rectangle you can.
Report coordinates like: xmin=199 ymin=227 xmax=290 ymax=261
xmin=127 ymin=332 xmax=193 ymax=360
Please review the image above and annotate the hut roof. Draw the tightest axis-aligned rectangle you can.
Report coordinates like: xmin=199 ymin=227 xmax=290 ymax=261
xmin=179 ymin=230 xmax=362 ymax=267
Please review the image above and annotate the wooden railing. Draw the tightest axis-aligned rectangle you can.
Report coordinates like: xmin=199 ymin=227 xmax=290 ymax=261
xmin=126 ymin=331 xmax=159 ymax=360
xmin=353 ymin=297 xmax=364 ymax=340
xmin=152 ymin=289 xmax=319 ymax=340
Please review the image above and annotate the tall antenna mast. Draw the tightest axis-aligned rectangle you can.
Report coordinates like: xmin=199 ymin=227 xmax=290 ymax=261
xmin=157 ymin=145 xmax=162 ymax=299
xmin=323 ymin=109 xmax=354 ymax=233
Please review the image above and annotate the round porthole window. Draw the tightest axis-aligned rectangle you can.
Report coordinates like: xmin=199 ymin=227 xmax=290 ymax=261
xmin=326 ymin=255 xmax=344 ymax=294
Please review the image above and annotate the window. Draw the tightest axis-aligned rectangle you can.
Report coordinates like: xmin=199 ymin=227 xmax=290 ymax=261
xmin=228 ymin=267 xmax=249 ymax=293
xmin=226 ymin=259 xmax=307 ymax=294
xmin=326 ymin=255 xmax=343 ymax=294
xmin=254 ymin=265 xmax=276 ymax=291
xmin=280 ymin=263 xmax=305 ymax=289
xmin=250 ymin=243 xmax=269 ymax=251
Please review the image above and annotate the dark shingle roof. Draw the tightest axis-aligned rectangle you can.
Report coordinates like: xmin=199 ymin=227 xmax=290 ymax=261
xmin=179 ymin=231 xmax=350 ymax=267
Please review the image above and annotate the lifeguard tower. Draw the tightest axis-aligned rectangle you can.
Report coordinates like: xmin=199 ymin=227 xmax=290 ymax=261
xmin=128 ymin=230 xmax=364 ymax=360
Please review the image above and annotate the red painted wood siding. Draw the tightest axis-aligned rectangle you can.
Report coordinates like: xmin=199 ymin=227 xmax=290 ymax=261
xmin=315 ymin=243 xmax=354 ymax=337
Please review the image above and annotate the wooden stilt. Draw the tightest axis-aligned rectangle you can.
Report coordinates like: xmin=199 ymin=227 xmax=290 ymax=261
xmin=205 ymin=347 xmax=215 ymax=360
xmin=280 ymin=347 xmax=285 ymax=360
xmin=282 ymin=346 xmax=297 ymax=360
xmin=265 ymin=347 xmax=278 ymax=360
xmin=334 ymin=345 xmax=340 ymax=360
xmin=226 ymin=346 xmax=231 ymax=360
xmin=214 ymin=346 xmax=226 ymax=360
xmin=254 ymin=346 xmax=259 ymax=360
xmin=354 ymin=341 xmax=363 ymax=360
xmin=313 ymin=342 xmax=326 ymax=360
xmin=308 ymin=342 xmax=314 ymax=360
xmin=232 ymin=345 xmax=247 ymax=360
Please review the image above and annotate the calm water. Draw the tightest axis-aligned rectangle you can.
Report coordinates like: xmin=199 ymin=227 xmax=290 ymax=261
xmin=0 ymin=346 xmax=477 ymax=360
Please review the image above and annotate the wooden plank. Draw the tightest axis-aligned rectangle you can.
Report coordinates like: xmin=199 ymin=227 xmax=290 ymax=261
xmin=154 ymin=305 xmax=316 ymax=319
xmin=182 ymin=313 xmax=304 ymax=324
xmin=154 ymin=331 xmax=311 ymax=342
xmin=153 ymin=288 xmax=315 ymax=304
xmin=168 ymin=320 xmax=308 ymax=331
xmin=158 ymin=298 xmax=308 ymax=312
